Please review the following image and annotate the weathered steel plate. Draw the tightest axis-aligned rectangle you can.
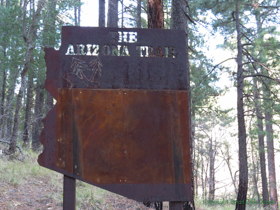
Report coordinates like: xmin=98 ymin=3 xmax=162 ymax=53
xmin=39 ymin=26 xmax=191 ymax=202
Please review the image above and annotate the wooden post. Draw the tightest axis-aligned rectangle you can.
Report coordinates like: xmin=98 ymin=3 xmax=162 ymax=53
xmin=169 ymin=201 xmax=184 ymax=210
xmin=63 ymin=175 xmax=76 ymax=210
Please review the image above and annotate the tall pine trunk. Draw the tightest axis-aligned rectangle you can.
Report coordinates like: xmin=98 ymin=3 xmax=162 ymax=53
xmin=208 ymin=137 xmax=215 ymax=201
xmin=99 ymin=0 xmax=105 ymax=27
xmin=74 ymin=0 xmax=81 ymax=26
xmin=9 ymin=76 xmax=26 ymax=153
xmin=264 ymin=92 xmax=278 ymax=210
xmin=32 ymin=83 xmax=44 ymax=151
xmin=43 ymin=0 xmax=58 ymax=112
xmin=9 ymin=0 xmax=46 ymax=154
xmin=249 ymin=133 xmax=261 ymax=205
xmin=22 ymin=73 xmax=34 ymax=147
xmin=171 ymin=0 xmax=194 ymax=209
xmin=253 ymin=78 xmax=269 ymax=207
xmin=221 ymin=144 xmax=238 ymax=196
xmin=255 ymin=11 xmax=279 ymax=210
xmin=107 ymin=0 xmax=118 ymax=27
xmin=137 ymin=0 xmax=141 ymax=28
xmin=201 ymin=145 xmax=205 ymax=200
xmin=235 ymin=1 xmax=248 ymax=209
xmin=0 ymin=68 xmax=6 ymax=136
xmin=147 ymin=0 xmax=164 ymax=28
xmin=144 ymin=1 xmax=165 ymax=209
xmin=0 ymin=44 xmax=7 ymax=138
xmin=194 ymin=135 xmax=199 ymax=196
xmin=78 ymin=0 xmax=81 ymax=26
xmin=4 ymin=74 xmax=18 ymax=140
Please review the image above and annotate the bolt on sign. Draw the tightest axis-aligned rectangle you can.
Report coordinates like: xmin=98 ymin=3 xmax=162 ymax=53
xmin=39 ymin=26 xmax=191 ymax=202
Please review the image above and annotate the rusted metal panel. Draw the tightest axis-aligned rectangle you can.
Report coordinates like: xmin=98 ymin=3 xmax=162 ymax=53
xmin=55 ymin=88 xmax=190 ymax=201
xmin=39 ymin=27 xmax=191 ymax=202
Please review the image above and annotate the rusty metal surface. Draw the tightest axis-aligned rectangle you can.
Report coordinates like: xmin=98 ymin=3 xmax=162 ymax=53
xmin=38 ymin=27 xmax=191 ymax=202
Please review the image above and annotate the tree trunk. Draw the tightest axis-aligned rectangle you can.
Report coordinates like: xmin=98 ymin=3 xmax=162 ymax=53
xmin=255 ymin=10 xmax=279 ymax=210
xmin=201 ymin=151 xmax=205 ymax=200
xmin=74 ymin=5 xmax=77 ymax=26
xmin=32 ymin=83 xmax=44 ymax=151
xmin=253 ymin=78 xmax=269 ymax=207
xmin=121 ymin=0 xmax=124 ymax=28
xmin=4 ymin=74 xmax=18 ymax=140
xmin=73 ymin=0 xmax=81 ymax=26
xmin=43 ymin=0 xmax=57 ymax=48
xmin=145 ymin=0 xmax=170 ymax=209
xmin=22 ymin=73 xmax=34 ymax=147
xmin=192 ymin=111 xmax=197 ymax=197
xmin=107 ymin=0 xmax=118 ymax=27
xmin=235 ymin=1 xmax=248 ymax=209
xmin=43 ymin=0 xmax=57 ymax=111
xmin=0 ymin=68 xmax=6 ymax=136
xmin=6 ymin=108 xmax=13 ymax=140
xmin=46 ymin=92 xmax=53 ymax=112
xmin=9 ymin=76 xmax=26 ymax=154
xmin=99 ymin=0 xmax=105 ymax=27
xmin=221 ymin=144 xmax=238 ymax=196
xmin=194 ymin=138 xmax=198 ymax=196
xmin=255 ymin=13 xmax=279 ymax=210
xmin=171 ymin=0 xmax=194 ymax=209
xmin=9 ymin=0 xmax=46 ymax=154
xmin=78 ymin=0 xmax=81 ymax=26
xmin=137 ymin=0 xmax=141 ymax=28
xmin=249 ymin=134 xmax=260 ymax=205
xmin=208 ymin=138 xmax=215 ymax=201
xmin=148 ymin=0 xmax=164 ymax=28
xmin=264 ymin=101 xmax=278 ymax=210
xmin=204 ymin=162 xmax=209 ymax=200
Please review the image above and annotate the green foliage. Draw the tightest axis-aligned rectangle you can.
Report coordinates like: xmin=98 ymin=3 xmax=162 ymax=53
xmin=119 ymin=0 xmax=148 ymax=28
xmin=0 ymin=0 xmax=80 ymax=146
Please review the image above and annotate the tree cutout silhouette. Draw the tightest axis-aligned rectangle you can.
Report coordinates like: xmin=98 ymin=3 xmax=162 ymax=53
xmin=66 ymin=57 xmax=103 ymax=87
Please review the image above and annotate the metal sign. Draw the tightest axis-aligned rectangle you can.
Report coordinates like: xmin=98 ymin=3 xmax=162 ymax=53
xmin=39 ymin=26 xmax=191 ymax=202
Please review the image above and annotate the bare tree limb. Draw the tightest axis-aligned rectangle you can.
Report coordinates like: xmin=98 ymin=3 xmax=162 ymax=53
xmin=244 ymin=74 xmax=280 ymax=83
xmin=242 ymin=3 xmax=280 ymax=9
xmin=197 ymin=57 xmax=236 ymax=87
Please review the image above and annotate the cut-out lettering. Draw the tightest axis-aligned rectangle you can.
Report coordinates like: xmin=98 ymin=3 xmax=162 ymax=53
xmin=65 ymin=41 xmax=177 ymax=58
xmin=76 ymin=44 xmax=86 ymax=55
xmin=65 ymin=44 xmax=75 ymax=55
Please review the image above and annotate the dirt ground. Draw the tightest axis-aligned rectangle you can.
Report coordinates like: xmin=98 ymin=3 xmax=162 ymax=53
xmin=0 ymin=177 xmax=59 ymax=210
xmin=0 ymin=176 xmax=171 ymax=210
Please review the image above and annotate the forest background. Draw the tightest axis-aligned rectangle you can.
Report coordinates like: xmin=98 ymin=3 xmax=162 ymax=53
xmin=0 ymin=0 xmax=280 ymax=210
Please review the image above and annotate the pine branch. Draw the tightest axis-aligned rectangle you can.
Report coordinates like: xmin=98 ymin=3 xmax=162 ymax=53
xmin=22 ymin=0 xmax=28 ymax=42
xmin=243 ymin=51 xmax=280 ymax=103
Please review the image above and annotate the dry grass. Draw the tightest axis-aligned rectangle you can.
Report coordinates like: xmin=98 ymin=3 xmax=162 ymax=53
xmin=0 ymin=149 xmax=153 ymax=209
xmin=1 ymin=148 xmax=268 ymax=210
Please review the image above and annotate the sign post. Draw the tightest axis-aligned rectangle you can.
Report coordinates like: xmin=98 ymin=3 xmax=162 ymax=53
xmin=63 ymin=175 xmax=76 ymax=210
xmin=39 ymin=27 xmax=191 ymax=209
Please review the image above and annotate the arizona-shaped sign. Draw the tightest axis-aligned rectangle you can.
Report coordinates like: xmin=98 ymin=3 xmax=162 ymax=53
xmin=38 ymin=26 xmax=191 ymax=202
